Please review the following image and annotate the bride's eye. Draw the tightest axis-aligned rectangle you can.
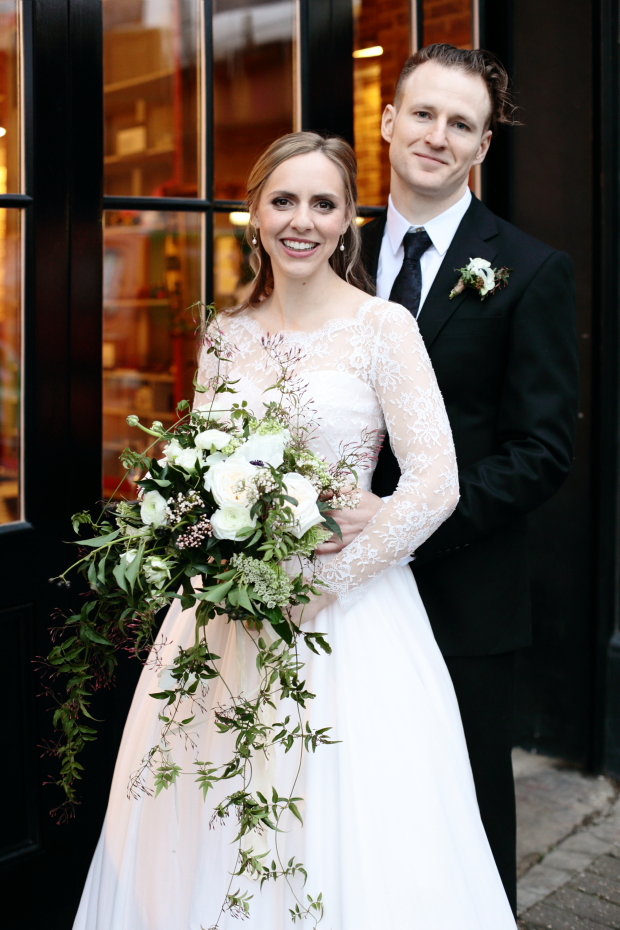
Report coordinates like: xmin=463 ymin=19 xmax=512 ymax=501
xmin=271 ymin=197 xmax=291 ymax=208
xmin=316 ymin=200 xmax=335 ymax=211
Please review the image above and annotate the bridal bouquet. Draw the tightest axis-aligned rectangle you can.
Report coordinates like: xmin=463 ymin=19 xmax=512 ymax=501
xmin=44 ymin=308 xmax=371 ymax=927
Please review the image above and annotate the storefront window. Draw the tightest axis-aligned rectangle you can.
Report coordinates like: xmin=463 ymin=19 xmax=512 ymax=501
xmin=353 ymin=0 xmax=412 ymax=207
xmin=212 ymin=0 xmax=296 ymax=201
xmin=213 ymin=210 xmax=253 ymax=309
xmin=103 ymin=210 xmax=202 ymax=497
xmin=0 ymin=1 xmax=21 ymax=525
xmin=103 ymin=0 xmax=203 ymax=198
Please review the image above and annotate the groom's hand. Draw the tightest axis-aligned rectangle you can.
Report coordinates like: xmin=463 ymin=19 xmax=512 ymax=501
xmin=316 ymin=490 xmax=383 ymax=553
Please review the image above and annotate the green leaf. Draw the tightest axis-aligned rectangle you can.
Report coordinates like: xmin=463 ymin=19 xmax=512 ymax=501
xmin=125 ymin=541 xmax=145 ymax=591
xmin=200 ymin=579 xmax=234 ymax=603
xmin=112 ymin=560 xmax=127 ymax=592
xmin=72 ymin=528 xmax=121 ymax=548
xmin=236 ymin=586 xmax=255 ymax=614
xmin=321 ymin=513 xmax=342 ymax=540
xmin=81 ymin=626 xmax=113 ymax=647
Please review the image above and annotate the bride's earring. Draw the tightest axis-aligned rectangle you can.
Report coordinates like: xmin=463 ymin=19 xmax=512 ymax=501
xmin=251 ymin=228 xmax=258 ymax=246
xmin=339 ymin=234 xmax=345 ymax=252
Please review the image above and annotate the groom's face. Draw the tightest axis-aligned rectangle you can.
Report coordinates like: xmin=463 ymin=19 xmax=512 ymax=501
xmin=382 ymin=61 xmax=492 ymax=200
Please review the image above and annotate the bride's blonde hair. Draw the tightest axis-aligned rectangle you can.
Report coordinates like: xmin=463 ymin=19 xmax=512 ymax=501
xmin=238 ymin=132 xmax=373 ymax=310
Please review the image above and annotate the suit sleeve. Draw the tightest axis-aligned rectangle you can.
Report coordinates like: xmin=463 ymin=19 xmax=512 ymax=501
xmin=414 ymin=249 xmax=579 ymax=566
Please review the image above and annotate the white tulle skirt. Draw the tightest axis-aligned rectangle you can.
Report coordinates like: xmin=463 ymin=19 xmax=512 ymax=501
xmin=73 ymin=566 xmax=515 ymax=929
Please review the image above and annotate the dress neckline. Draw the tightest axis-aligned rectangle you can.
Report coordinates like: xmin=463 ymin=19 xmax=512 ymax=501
xmin=231 ymin=296 xmax=383 ymax=342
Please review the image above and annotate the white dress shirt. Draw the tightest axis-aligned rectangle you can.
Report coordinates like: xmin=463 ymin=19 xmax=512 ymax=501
xmin=376 ymin=188 xmax=472 ymax=316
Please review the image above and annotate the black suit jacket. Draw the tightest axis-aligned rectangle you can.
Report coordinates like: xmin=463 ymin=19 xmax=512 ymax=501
xmin=362 ymin=196 xmax=579 ymax=656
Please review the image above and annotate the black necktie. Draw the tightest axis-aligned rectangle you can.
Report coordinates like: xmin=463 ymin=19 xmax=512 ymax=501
xmin=389 ymin=228 xmax=432 ymax=317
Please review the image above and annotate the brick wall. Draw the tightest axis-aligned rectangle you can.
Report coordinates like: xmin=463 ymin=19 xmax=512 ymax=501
xmin=422 ymin=0 xmax=473 ymax=50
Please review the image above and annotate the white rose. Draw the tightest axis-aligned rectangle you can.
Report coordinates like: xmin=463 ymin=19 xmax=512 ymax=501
xmin=143 ymin=556 xmax=171 ymax=589
xmin=206 ymin=450 xmax=228 ymax=466
xmin=210 ymin=503 xmax=256 ymax=540
xmin=282 ymin=472 xmax=323 ymax=538
xmin=467 ymin=257 xmax=491 ymax=274
xmin=232 ymin=429 xmax=290 ymax=468
xmin=195 ymin=428 xmax=231 ymax=451
xmin=140 ymin=490 xmax=168 ymax=526
xmin=205 ymin=458 xmax=257 ymax=507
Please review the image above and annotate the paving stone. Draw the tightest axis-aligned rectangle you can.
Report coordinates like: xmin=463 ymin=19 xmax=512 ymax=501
xmin=519 ymin=885 xmax=547 ymax=912
xmin=590 ymin=856 xmax=620 ymax=883
xmin=570 ymin=871 xmax=620 ymax=906
xmin=521 ymin=901 xmax=610 ymax=929
xmin=562 ymin=834 xmax=615 ymax=857
xmin=545 ymin=849 xmax=599 ymax=872
xmin=544 ymin=886 xmax=620 ymax=928
xmin=520 ymin=863 xmax=575 ymax=895
xmin=590 ymin=822 xmax=620 ymax=845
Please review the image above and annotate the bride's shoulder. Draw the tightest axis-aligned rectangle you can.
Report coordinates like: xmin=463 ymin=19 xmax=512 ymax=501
xmin=358 ymin=295 xmax=420 ymax=334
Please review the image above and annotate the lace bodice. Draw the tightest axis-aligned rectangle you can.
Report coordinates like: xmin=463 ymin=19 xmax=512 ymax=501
xmin=195 ymin=297 xmax=459 ymax=609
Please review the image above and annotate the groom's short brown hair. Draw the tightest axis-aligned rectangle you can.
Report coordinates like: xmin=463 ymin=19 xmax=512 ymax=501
xmin=394 ymin=44 xmax=516 ymax=131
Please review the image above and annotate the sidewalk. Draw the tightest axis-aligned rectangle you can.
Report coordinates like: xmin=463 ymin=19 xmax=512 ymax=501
xmin=514 ymin=748 xmax=620 ymax=929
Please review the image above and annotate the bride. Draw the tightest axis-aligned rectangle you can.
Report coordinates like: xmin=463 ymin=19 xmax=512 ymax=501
xmin=74 ymin=132 xmax=516 ymax=929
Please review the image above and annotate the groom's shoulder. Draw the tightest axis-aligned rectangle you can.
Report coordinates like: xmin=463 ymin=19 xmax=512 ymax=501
xmin=473 ymin=200 xmax=571 ymax=275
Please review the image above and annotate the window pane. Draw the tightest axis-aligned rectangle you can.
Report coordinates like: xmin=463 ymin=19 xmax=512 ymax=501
xmin=213 ymin=0 xmax=296 ymax=201
xmin=353 ymin=0 xmax=411 ymax=206
xmin=213 ymin=211 xmax=254 ymax=309
xmin=0 ymin=208 xmax=22 ymax=523
xmin=103 ymin=0 xmax=202 ymax=198
xmin=103 ymin=210 xmax=202 ymax=498
xmin=0 ymin=1 xmax=19 ymax=194
xmin=422 ymin=0 xmax=473 ymax=49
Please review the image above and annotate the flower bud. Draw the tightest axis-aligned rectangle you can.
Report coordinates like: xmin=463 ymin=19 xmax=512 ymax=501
xmin=126 ymin=415 xmax=140 ymax=427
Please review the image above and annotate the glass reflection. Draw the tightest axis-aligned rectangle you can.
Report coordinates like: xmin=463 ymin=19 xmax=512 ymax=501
xmin=0 ymin=209 xmax=21 ymax=524
xmin=353 ymin=0 xmax=411 ymax=206
xmin=103 ymin=0 xmax=202 ymax=198
xmin=0 ymin=1 xmax=20 ymax=195
xmin=422 ymin=0 xmax=473 ymax=49
xmin=213 ymin=0 xmax=295 ymax=201
xmin=213 ymin=211 xmax=254 ymax=309
xmin=103 ymin=210 xmax=202 ymax=498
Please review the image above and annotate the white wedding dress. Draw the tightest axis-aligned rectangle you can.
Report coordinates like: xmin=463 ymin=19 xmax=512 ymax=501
xmin=74 ymin=297 xmax=516 ymax=929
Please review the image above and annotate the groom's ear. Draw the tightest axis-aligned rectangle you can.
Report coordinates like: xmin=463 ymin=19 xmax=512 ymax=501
xmin=472 ymin=129 xmax=493 ymax=166
xmin=381 ymin=104 xmax=395 ymax=143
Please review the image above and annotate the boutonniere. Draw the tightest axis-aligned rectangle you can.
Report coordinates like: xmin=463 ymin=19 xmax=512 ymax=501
xmin=449 ymin=257 xmax=511 ymax=300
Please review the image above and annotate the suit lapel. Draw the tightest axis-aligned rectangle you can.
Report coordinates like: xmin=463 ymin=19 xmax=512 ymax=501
xmin=416 ymin=196 xmax=499 ymax=348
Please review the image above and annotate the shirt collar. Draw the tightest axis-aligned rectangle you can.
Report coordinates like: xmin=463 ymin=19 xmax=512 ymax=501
xmin=386 ymin=187 xmax=472 ymax=257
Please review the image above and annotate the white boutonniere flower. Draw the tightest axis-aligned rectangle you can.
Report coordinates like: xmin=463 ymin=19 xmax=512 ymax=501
xmin=449 ymin=257 xmax=511 ymax=300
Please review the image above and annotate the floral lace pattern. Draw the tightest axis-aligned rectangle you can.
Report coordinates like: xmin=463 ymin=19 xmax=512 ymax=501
xmin=196 ymin=297 xmax=459 ymax=610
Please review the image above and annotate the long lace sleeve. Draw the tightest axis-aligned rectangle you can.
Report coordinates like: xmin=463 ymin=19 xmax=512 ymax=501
xmin=316 ymin=302 xmax=459 ymax=609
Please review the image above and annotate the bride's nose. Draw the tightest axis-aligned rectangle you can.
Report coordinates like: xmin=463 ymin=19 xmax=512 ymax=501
xmin=290 ymin=202 xmax=314 ymax=231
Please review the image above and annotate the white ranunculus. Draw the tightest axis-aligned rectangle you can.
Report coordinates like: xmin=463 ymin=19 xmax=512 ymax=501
xmin=195 ymin=428 xmax=231 ymax=451
xmin=210 ymin=503 xmax=256 ymax=540
xmin=140 ymin=490 xmax=168 ymax=526
xmin=164 ymin=439 xmax=204 ymax=472
xmin=232 ymin=429 xmax=290 ymax=468
xmin=205 ymin=458 xmax=257 ymax=507
xmin=143 ymin=556 xmax=171 ymax=589
xmin=282 ymin=472 xmax=323 ymax=538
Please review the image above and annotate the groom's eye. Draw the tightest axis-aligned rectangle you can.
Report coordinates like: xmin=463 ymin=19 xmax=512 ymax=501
xmin=453 ymin=121 xmax=469 ymax=132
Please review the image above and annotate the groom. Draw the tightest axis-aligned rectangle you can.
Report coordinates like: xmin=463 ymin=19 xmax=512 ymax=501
xmin=320 ymin=44 xmax=579 ymax=910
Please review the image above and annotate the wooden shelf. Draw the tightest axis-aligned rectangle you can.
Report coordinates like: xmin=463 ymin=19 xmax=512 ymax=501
xmin=104 ymin=406 xmax=176 ymax=421
xmin=103 ymin=368 xmax=174 ymax=383
xmin=104 ymin=68 xmax=175 ymax=96
xmin=104 ymin=145 xmax=174 ymax=167
xmin=103 ymin=298 xmax=170 ymax=308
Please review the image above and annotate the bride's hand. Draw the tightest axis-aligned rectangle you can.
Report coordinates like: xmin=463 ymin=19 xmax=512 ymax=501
xmin=316 ymin=489 xmax=383 ymax=554
xmin=290 ymin=590 xmax=337 ymax=626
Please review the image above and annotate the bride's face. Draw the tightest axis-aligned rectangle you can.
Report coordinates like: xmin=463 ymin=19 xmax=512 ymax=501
xmin=253 ymin=152 xmax=350 ymax=279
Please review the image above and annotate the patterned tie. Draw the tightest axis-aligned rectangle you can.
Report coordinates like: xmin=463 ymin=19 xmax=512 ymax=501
xmin=389 ymin=228 xmax=432 ymax=317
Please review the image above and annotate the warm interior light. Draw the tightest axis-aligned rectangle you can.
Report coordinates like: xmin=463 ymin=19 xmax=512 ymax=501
xmin=353 ymin=46 xmax=383 ymax=59
xmin=356 ymin=216 xmax=367 ymax=226
xmin=0 ymin=127 xmax=7 ymax=137
xmin=229 ymin=211 xmax=250 ymax=226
